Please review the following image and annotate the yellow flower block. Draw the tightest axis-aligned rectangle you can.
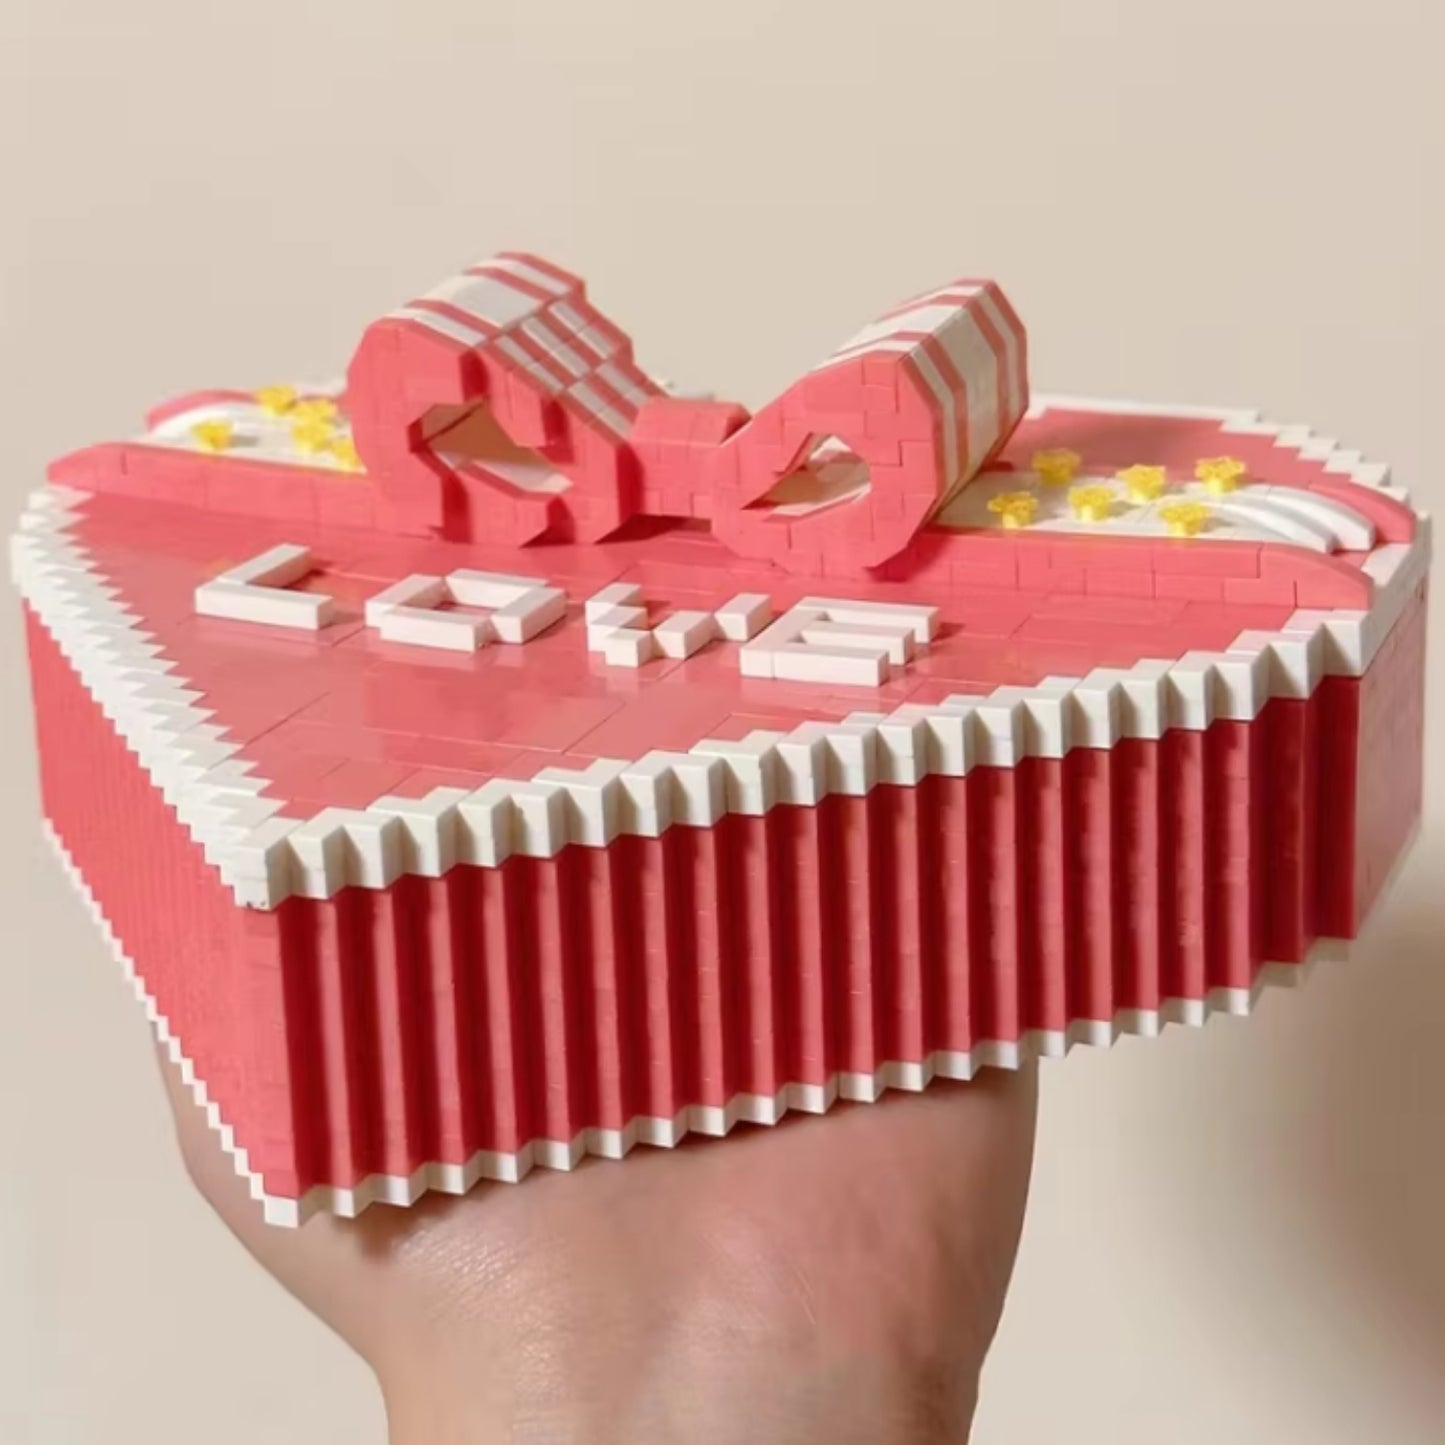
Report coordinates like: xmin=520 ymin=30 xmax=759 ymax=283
xmin=327 ymin=436 xmax=363 ymax=472
xmin=1195 ymin=456 xmax=1248 ymax=494
xmin=292 ymin=396 xmax=340 ymax=425
xmin=254 ymin=385 xmax=299 ymax=417
xmin=1068 ymin=483 xmax=1115 ymax=524
xmin=1117 ymin=464 xmax=1168 ymax=504
xmin=291 ymin=417 xmax=337 ymax=455
xmin=190 ymin=419 xmax=235 ymax=453
xmin=1158 ymin=500 xmax=1212 ymax=538
xmin=1033 ymin=448 xmax=1083 ymax=486
xmin=987 ymin=491 xmax=1039 ymax=530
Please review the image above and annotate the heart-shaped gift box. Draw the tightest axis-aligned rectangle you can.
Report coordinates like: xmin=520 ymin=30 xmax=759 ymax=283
xmin=13 ymin=254 xmax=1428 ymax=1225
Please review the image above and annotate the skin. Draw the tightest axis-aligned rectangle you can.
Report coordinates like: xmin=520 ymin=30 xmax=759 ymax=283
xmin=159 ymin=1055 xmax=1037 ymax=1445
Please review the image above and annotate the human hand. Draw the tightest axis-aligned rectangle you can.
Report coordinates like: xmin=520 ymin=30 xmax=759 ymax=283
xmin=160 ymin=1055 xmax=1036 ymax=1445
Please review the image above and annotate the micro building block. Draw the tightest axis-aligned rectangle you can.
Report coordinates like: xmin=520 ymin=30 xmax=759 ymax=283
xmin=195 ymin=544 xmax=336 ymax=631
xmin=13 ymin=253 xmax=1431 ymax=1226
xmin=364 ymin=570 xmax=566 ymax=652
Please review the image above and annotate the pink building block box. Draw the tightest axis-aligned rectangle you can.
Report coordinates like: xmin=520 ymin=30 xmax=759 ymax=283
xmin=13 ymin=253 xmax=1429 ymax=1224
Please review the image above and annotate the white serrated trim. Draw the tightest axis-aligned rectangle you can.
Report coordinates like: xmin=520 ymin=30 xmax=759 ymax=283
xmin=1029 ymin=394 xmax=1420 ymax=507
xmin=11 ymin=470 xmax=1430 ymax=908
xmin=46 ymin=818 xmax=1377 ymax=1228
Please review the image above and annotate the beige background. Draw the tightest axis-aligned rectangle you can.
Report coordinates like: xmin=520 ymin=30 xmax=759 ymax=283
xmin=2 ymin=1 xmax=1442 ymax=1439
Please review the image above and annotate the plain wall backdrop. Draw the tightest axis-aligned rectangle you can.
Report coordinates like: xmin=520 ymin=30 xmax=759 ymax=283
xmin=1 ymin=1 xmax=1442 ymax=1439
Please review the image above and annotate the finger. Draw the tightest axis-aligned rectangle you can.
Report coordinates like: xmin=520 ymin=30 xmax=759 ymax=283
xmin=148 ymin=1036 xmax=474 ymax=1367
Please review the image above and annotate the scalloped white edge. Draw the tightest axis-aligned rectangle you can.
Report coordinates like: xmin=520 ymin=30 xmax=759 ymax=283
xmin=10 ymin=398 xmax=1432 ymax=910
xmin=1028 ymin=393 xmax=1413 ymax=505
xmin=44 ymin=816 xmax=1365 ymax=1229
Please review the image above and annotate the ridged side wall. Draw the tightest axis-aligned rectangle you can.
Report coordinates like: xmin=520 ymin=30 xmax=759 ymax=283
xmin=26 ymin=583 xmax=1428 ymax=1206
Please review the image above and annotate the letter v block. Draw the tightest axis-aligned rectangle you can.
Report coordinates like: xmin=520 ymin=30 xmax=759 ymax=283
xmin=584 ymin=582 xmax=722 ymax=667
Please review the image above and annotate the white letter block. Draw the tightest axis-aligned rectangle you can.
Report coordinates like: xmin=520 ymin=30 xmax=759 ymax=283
xmin=739 ymin=598 xmax=939 ymax=686
xmin=365 ymin=570 xmax=565 ymax=653
xmin=195 ymin=544 xmax=335 ymax=631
